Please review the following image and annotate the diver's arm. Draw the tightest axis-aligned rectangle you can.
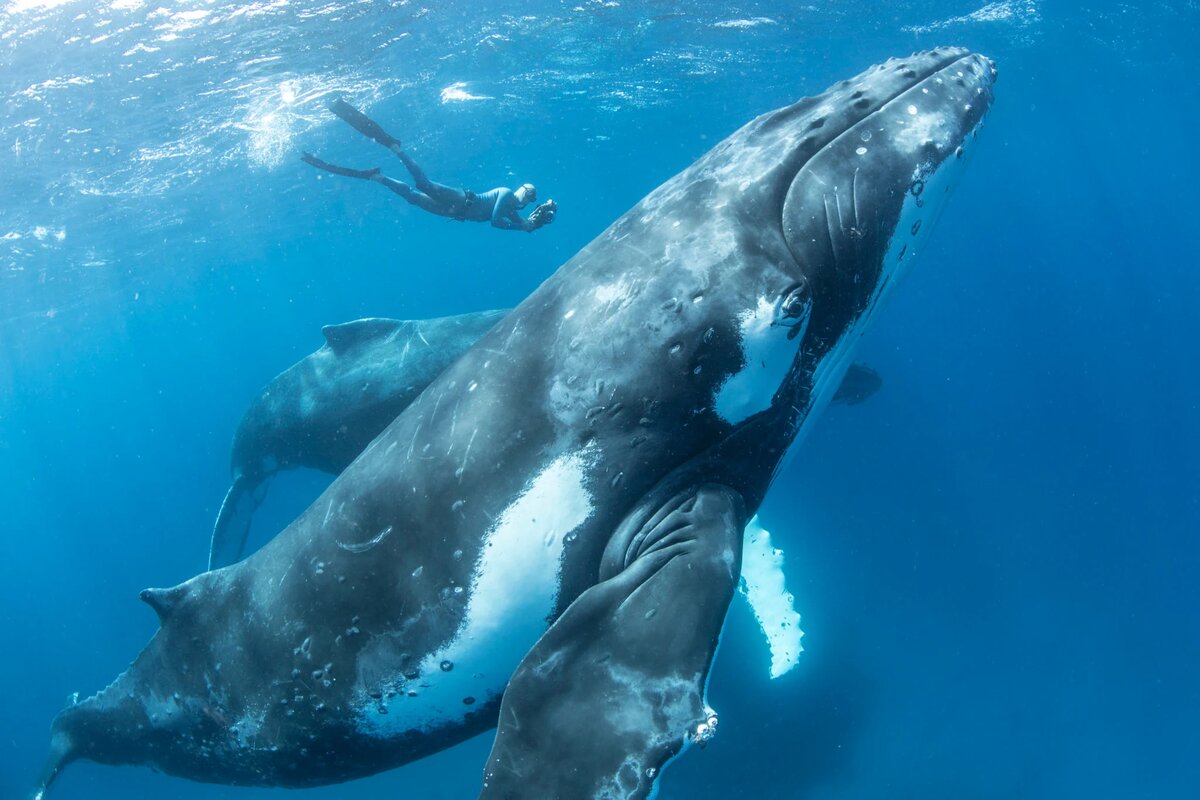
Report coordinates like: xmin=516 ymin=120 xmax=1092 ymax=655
xmin=490 ymin=192 xmax=535 ymax=231
xmin=491 ymin=213 xmax=534 ymax=232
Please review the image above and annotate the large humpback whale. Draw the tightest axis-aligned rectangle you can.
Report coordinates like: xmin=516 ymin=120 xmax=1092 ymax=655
xmin=37 ymin=48 xmax=995 ymax=798
xmin=209 ymin=310 xmax=507 ymax=569
xmin=211 ymin=308 xmax=882 ymax=569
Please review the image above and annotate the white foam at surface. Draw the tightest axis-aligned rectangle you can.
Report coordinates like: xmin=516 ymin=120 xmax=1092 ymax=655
xmin=6 ymin=0 xmax=74 ymax=12
xmin=738 ymin=516 xmax=804 ymax=679
xmin=712 ymin=17 xmax=776 ymax=29
xmin=904 ymin=0 xmax=1040 ymax=34
xmin=440 ymin=82 xmax=493 ymax=103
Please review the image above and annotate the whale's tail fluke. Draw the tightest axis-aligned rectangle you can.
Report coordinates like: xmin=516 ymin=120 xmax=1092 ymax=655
xmin=209 ymin=472 xmax=267 ymax=571
xmin=32 ymin=730 xmax=76 ymax=799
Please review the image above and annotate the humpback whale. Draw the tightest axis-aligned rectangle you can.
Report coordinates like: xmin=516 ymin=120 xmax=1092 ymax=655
xmin=211 ymin=308 xmax=881 ymax=569
xmin=37 ymin=48 xmax=995 ymax=798
xmin=209 ymin=310 xmax=507 ymax=569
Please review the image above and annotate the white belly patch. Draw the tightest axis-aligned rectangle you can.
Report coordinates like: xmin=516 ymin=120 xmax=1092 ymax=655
xmin=357 ymin=446 xmax=595 ymax=735
xmin=714 ymin=296 xmax=804 ymax=425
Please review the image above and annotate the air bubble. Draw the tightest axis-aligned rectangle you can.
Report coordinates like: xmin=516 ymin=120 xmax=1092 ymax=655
xmin=859 ymin=130 xmax=871 ymax=142
xmin=907 ymin=104 xmax=918 ymax=115
xmin=855 ymin=146 xmax=867 ymax=156
xmin=412 ymin=565 xmax=424 ymax=578
xmin=440 ymin=660 xmax=454 ymax=672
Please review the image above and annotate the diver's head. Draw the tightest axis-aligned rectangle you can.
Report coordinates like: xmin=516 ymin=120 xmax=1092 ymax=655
xmin=515 ymin=183 xmax=537 ymax=206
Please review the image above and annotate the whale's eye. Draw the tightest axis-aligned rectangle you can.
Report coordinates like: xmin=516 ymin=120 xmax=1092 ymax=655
xmin=780 ymin=282 xmax=811 ymax=319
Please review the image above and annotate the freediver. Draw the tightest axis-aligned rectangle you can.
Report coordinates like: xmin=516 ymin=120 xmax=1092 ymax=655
xmin=302 ymin=98 xmax=557 ymax=232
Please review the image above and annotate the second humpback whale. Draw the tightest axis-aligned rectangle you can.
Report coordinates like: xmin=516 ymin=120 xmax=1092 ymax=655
xmin=209 ymin=310 xmax=507 ymax=569
xmin=37 ymin=48 xmax=995 ymax=798
xmin=210 ymin=307 xmax=882 ymax=569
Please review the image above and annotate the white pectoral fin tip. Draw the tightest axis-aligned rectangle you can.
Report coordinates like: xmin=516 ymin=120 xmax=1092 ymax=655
xmin=738 ymin=515 xmax=804 ymax=679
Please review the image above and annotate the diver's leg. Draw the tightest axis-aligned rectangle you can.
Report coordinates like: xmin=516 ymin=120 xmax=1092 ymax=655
xmin=391 ymin=150 xmax=463 ymax=205
xmin=301 ymin=152 xmax=380 ymax=180
xmin=328 ymin=98 xmax=402 ymax=150
xmin=374 ymin=176 xmax=441 ymax=214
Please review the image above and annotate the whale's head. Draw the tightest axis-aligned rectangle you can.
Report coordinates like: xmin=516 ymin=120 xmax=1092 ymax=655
xmin=555 ymin=49 xmax=995 ymax=505
xmin=682 ymin=48 xmax=997 ymax=445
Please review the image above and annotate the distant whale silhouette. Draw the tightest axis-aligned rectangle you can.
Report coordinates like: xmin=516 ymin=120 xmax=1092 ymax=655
xmin=210 ymin=309 xmax=883 ymax=569
xmin=209 ymin=310 xmax=507 ymax=569
xmin=37 ymin=48 xmax=994 ymax=799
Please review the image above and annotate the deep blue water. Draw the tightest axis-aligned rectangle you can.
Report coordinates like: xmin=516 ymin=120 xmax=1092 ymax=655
xmin=2 ymin=0 xmax=1198 ymax=797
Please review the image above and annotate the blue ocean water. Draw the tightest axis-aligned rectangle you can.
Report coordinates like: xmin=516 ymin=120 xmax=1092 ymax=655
xmin=2 ymin=0 xmax=1198 ymax=797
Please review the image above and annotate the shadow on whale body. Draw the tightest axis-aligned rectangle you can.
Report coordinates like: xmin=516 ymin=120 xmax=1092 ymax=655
xmin=36 ymin=48 xmax=995 ymax=799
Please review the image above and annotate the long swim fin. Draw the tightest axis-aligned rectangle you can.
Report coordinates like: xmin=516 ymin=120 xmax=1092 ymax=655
xmin=328 ymin=98 xmax=402 ymax=151
xmin=301 ymin=152 xmax=381 ymax=180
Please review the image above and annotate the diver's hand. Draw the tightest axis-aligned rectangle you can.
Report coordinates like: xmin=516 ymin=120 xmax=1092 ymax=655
xmin=528 ymin=199 xmax=557 ymax=229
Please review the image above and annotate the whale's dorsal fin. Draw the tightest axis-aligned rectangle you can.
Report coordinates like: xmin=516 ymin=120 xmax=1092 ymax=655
xmin=320 ymin=318 xmax=407 ymax=353
xmin=140 ymin=584 xmax=188 ymax=623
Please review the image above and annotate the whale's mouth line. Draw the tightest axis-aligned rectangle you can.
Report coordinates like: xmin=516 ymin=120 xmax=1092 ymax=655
xmin=775 ymin=52 xmax=991 ymax=245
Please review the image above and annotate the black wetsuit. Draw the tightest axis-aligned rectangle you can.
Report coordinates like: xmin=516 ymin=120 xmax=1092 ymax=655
xmin=376 ymin=151 xmax=532 ymax=230
xmin=302 ymin=99 xmax=544 ymax=232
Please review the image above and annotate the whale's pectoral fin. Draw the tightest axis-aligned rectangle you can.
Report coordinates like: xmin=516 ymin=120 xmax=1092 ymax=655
xmin=832 ymin=362 xmax=882 ymax=405
xmin=738 ymin=515 xmax=805 ymax=679
xmin=208 ymin=473 xmax=269 ymax=571
xmin=481 ymin=484 xmax=746 ymax=800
